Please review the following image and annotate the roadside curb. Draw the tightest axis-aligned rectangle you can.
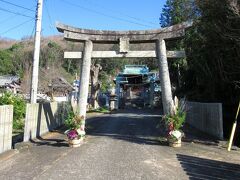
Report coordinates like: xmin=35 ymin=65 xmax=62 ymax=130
xmin=0 ymin=149 xmax=18 ymax=162
xmin=0 ymin=113 xmax=106 ymax=162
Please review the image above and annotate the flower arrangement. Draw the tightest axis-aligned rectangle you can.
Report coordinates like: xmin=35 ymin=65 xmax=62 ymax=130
xmin=164 ymin=97 xmax=186 ymax=145
xmin=64 ymin=112 xmax=86 ymax=141
xmin=66 ymin=129 xmax=78 ymax=140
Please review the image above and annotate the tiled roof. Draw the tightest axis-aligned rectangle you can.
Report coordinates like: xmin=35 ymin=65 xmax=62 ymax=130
xmin=50 ymin=77 xmax=74 ymax=91
xmin=0 ymin=75 xmax=20 ymax=86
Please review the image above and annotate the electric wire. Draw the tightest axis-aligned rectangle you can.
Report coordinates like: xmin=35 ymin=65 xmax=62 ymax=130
xmin=0 ymin=18 xmax=34 ymax=35
xmin=84 ymin=0 xmax=158 ymax=27
xmin=28 ymin=21 xmax=36 ymax=41
xmin=45 ymin=0 xmax=56 ymax=34
xmin=0 ymin=5 xmax=36 ymax=24
xmin=61 ymin=0 xmax=155 ymax=28
xmin=0 ymin=7 xmax=34 ymax=19
xmin=0 ymin=2 xmax=35 ymax=37
xmin=0 ymin=14 xmax=16 ymax=24
xmin=0 ymin=0 xmax=35 ymax=12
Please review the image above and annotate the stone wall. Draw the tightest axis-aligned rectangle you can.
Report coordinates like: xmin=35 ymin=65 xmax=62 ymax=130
xmin=24 ymin=102 xmax=70 ymax=142
xmin=0 ymin=105 xmax=13 ymax=153
xmin=186 ymin=101 xmax=223 ymax=139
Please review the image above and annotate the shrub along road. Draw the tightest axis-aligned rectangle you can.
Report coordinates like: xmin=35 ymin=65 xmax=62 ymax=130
xmin=0 ymin=109 xmax=239 ymax=180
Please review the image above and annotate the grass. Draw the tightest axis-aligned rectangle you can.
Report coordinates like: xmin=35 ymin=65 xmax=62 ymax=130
xmin=87 ymin=106 xmax=110 ymax=113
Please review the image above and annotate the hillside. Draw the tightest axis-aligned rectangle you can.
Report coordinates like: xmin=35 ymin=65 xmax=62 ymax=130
xmin=0 ymin=37 xmax=17 ymax=49
xmin=0 ymin=35 xmax=77 ymax=94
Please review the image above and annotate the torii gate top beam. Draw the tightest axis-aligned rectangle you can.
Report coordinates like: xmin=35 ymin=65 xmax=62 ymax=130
xmin=56 ymin=21 xmax=192 ymax=43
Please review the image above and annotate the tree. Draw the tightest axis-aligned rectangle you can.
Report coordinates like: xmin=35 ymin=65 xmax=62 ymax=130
xmin=0 ymin=49 xmax=13 ymax=75
xmin=90 ymin=63 xmax=102 ymax=109
xmin=40 ymin=41 xmax=63 ymax=70
xmin=160 ymin=0 xmax=199 ymax=96
xmin=175 ymin=0 xmax=240 ymax=140
xmin=184 ymin=0 xmax=240 ymax=102
xmin=0 ymin=43 xmax=30 ymax=76
xmin=161 ymin=0 xmax=240 ymax=103
xmin=160 ymin=0 xmax=197 ymax=28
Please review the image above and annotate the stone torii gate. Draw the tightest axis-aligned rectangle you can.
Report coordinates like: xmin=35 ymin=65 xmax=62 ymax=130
xmin=56 ymin=21 xmax=192 ymax=120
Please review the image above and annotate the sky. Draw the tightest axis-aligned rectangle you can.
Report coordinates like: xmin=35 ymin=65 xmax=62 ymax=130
xmin=0 ymin=0 xmax=166 ymax=40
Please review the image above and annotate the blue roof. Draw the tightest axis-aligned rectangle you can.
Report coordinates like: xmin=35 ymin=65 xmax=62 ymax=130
xmin=123 ymin=65 xmax=149 ymax=75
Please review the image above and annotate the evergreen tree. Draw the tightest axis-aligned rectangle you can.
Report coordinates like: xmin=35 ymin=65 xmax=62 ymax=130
xmin=160 ymin=0 xmax=198 ymax=96
xmin=160 ymin=0 xmax=173 ymax=27
xmin=160 ymin=0 xmax=197 ymax=27
xmin=184 ymin=0 xmax=240 ymax=102
xmin=183 ymin=0 xmax=240 ymax=139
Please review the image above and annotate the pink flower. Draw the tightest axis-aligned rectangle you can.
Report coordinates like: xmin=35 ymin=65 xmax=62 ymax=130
xmin=67 ymin=129 xmax=78 ymax=140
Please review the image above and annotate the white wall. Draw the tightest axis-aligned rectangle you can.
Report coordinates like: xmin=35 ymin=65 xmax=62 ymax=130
xmin=0 ymin=105 xmax=13 ymax=153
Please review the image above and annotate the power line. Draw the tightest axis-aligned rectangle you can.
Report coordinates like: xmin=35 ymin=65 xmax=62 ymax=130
xmin=0 ymin=7 xmax=34 ymax=19
xmin=0 ymin=18 xmax=34 ymax=35
xmin=27 ymin=21 xmax=36 ymax=41
xmin=0 ymin=14 xmax=16 ymax=24
xmin=20 ymin=21 xmax=35 ymax=41
xmin=0 ymin=0 xmax=35 ymax=12
xmin=0 ymin=5 xmax=36 ymax=24
xmin=61 ymin=0 xmax=155 ymax=29
xmin=45 ymin=0 xmax=56 ymax=34
xmin=84 ymin=0 xmax=158 ymax=26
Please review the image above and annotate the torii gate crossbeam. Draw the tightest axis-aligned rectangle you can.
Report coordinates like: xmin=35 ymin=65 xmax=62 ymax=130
xmin=64 ymin=50 xmax=186 ymax=59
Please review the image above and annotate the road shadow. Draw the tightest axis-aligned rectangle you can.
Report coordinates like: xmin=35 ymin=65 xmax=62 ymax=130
xmin=86 ymin=109 xmax=166 ymax=146
xmin=29 ymin=128 xmax=69 ymax=147
xmin=89 ymin=133 xmax=166 ymax=146
xmin=177 ymin=154 xmax=240 ymax=180
xmin=30 ymin=138 xmax=68 ymax=147
xmin=182 ymin=124 xmax=220 ymax=146
xmin=86 ymin=108 xmax=224 ymax=147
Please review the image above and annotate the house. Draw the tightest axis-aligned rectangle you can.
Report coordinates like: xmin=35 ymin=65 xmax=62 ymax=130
xmin=0 ymin=75 xmax=21 ymax=94
xmin=48 ymin=77 xmax=74 ymax=102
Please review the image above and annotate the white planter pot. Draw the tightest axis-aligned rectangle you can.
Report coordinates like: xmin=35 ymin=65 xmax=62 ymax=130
xmin=168 ymin=138 xmax=181 ymax=148
xmin=68 ymin=138 xmax=83 ymax=147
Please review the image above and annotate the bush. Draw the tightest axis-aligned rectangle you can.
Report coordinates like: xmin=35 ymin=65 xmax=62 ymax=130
xmin=0 ymin=92 xmax=26 ymax=130
xmin=64 ymin=111 xmax=76 ymax=129
xmin=163 ymin=97 xmax=186 ymax=140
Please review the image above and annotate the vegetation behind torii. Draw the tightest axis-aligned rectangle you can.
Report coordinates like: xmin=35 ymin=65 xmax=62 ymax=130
xmin=0 ymin=37 xmax=158 ymax=94
xmin=160 ymin=0 xmax=240 ymax=138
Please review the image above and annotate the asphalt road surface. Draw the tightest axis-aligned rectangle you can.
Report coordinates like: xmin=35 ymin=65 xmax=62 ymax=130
xmin=0 ymin=109 xmax=240 ymax=180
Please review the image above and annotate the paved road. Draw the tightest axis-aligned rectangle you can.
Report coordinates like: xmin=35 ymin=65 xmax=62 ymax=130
xmin=0 ymin=109 xmax=240 ymax=180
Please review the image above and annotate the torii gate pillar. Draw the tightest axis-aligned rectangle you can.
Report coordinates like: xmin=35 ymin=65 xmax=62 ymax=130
xmin=156 ymin=39 xmax=173 ymax=114
xmin=78 ymin=40 xmax=93 ymax=119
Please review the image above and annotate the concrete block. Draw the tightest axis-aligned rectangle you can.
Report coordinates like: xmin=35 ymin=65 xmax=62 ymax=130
xmin=0 ymin=105 xmax=13 ymax=154
xmin=186 ymin=101 xmax=223 ymax=139
xmin=24 ymin=102 xmax=69 ymax=142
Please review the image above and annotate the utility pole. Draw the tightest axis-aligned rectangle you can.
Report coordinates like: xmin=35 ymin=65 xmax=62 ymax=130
xmin=30 ymin=0 xmax=43 ymax=103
